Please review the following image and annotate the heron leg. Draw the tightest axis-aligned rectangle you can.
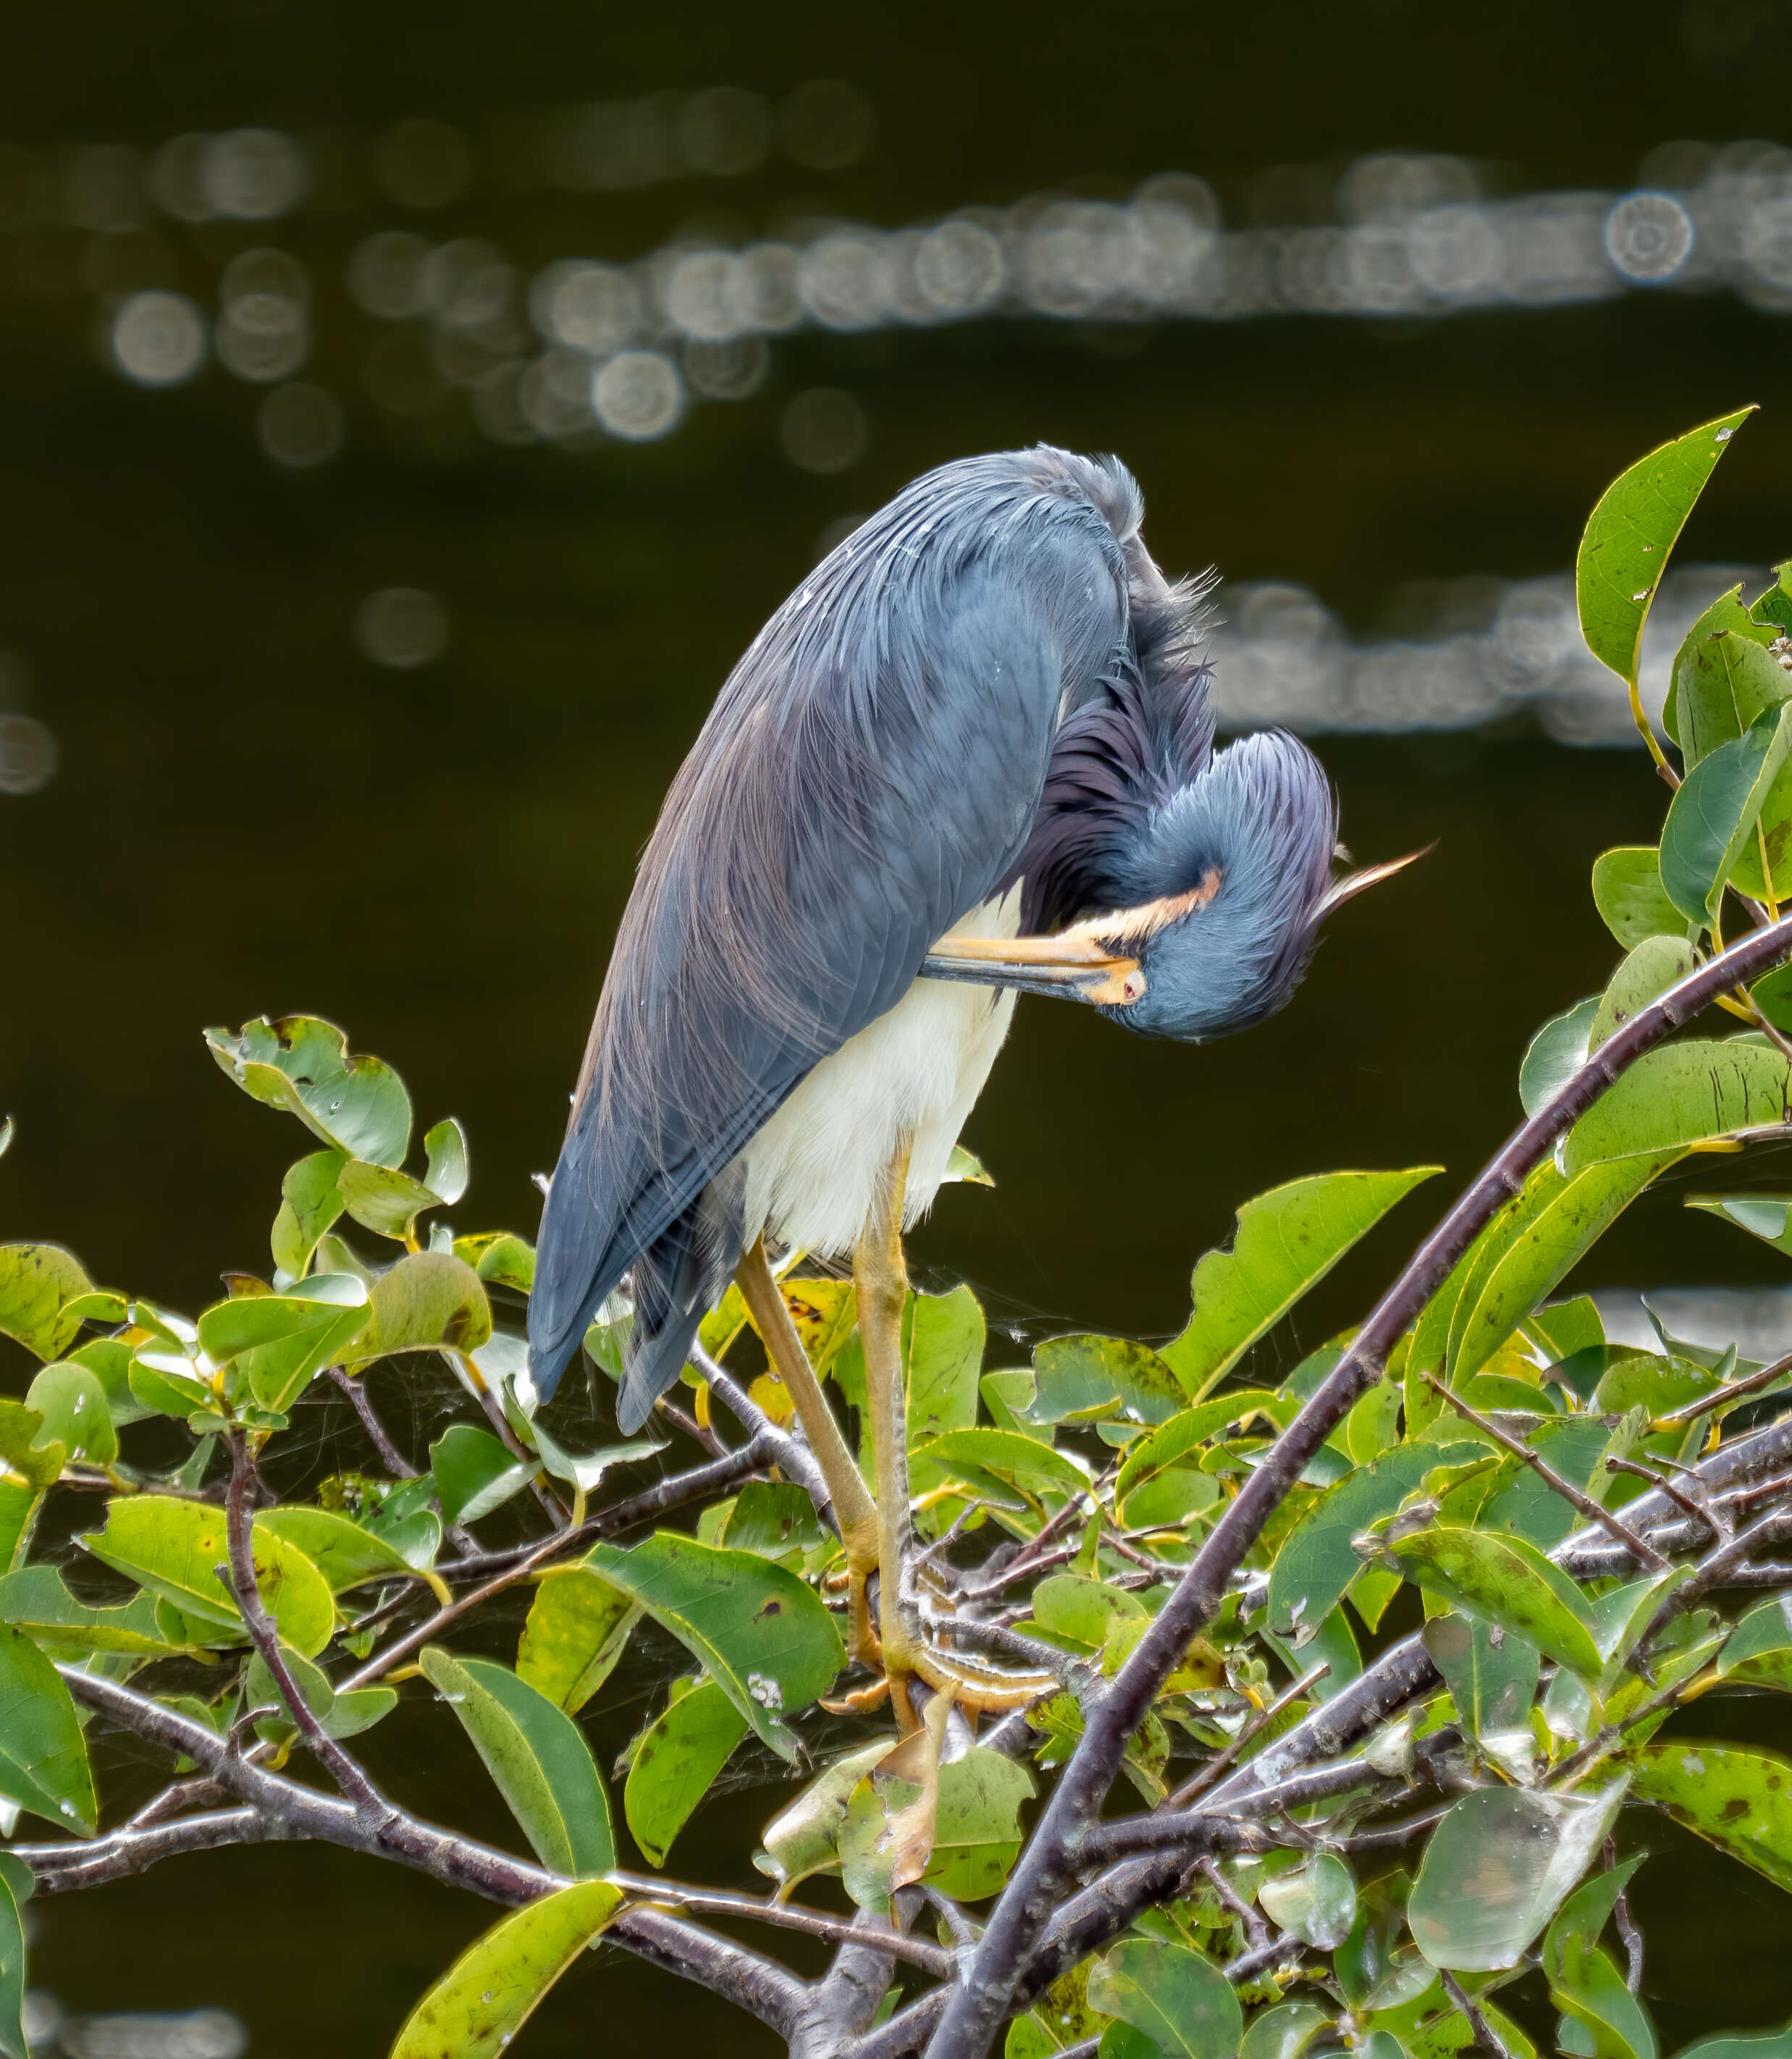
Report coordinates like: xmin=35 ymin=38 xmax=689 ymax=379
xmin=733 ymin=1239 xmax=880 ymax=1663
xmin=854 ymin=1140 xmax=926 ymax=1727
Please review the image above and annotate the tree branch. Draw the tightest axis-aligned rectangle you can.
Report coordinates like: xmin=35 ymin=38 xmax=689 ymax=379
xmin=925 ymin=914 xmax=1792 ymax=2059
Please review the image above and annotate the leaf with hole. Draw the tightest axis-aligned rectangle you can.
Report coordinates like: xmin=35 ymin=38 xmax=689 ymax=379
xmin=205 ymin=1014 xmax=411 ymax=1166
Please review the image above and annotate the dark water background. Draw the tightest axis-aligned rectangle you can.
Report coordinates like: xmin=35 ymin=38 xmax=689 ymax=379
xmin=7 ymin=0 xmax=1792 ymax=2049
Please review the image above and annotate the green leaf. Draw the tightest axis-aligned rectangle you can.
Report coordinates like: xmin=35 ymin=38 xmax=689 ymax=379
xmin=1563 ymin=1040 xmax=1792 ymax=1176
xmin=1671 ymin=590 xmax=1785 ymax=768
xmin=1625 ymin=1741 xmax=1792 ymax=1892
xmin=1450 ymin=1154 xmax=1677 ymax=1384
xmin=424 ymin=1118 xmax=471 ymax=1205
xmin=1241 ymin=2003 xmax=1334 ymax=2059
xmin=340 ymin=1252 xmax=492 ymax=1366
xmin=0 ymin=1566 xmax=183 ymax=1656
xmin=1543 ymin=1862 xmax=1658 ymax=2059
xmin=1660 ymin=705 xmax=1792 ymax=920
xmin=23 ymin=1361 xmax=114 ymax=1464
xmin=517 ymin=1565 xmax=639 ymax=1714
xmin=905 ymin=1284 xmax=984 ymax=1445
xmin=1591 ymin=938 xmax=1699 ymax=1053
xmin=0 ymin=1245 xmax=93 ymax=1363
xmin=1421 ymin=1612 xmax=1539 ymax=1745
xmin=1408 ymin=1781 xmax=1626 ymax=1969
xmin=0 ymin=1873 xmax=24 ymax=2059
xmin=80 ymin=1496 xmax=337 ymax=1656
xmin=1591 ymin=851 xmax=1686 ymax=953
xmin=256 ymin=1505 xmax=429 ymax=1591
xmin=337 ymin=1161 xmax=450 ymax=1242
xmin=945 ymin=1144 xmax=995 ymax=1186
xmin=922 ymin=1427 xmax=1092 ymax=1509
xmin=1030 ymin=1573 xmax=1146 ymax=1650
xmin=1019 ymin=1336 xmax=1187 ymax=1427
xmin=586 ymin=1534 xmax=843 ymax=1761
xmin=0 ymin=1402 xmax=62 ymax=1491
xmin=430 ymin=1424 xmax=539 ymax=1525
xmin=453 ymin=1232 xmax=537 ymax=1296
xmin=1161 ymin=1169 xmax=1439 ymax=1397
xmin=0 ymin=1622 xmax=96 ymax=1833
xmin=389 ymin=1879 xmax=624 ymax=2059
xmin=1258 ymin=1853 xmax=1357 ymax=1949
xmin=1717 ymin=1596 xmax=1792 ymax=1690
xmin=0 ymin=1486 xmax=41 ymax=1577
xmin=1114 ymin=1391 xmax=1287 ymax=1512
xmin=925 ymin=1746 xmax=1035 ymax=1899
xmin=271 ymin=1149 xmax=348 ymax=1278
xmin=204 ymin=1014 xmax=412 ymax=1166
xmin=1673 ymin=2030 xmax=1792 ymax=2059
xmin=755 ymin=1740 xmax=893 ymax=1890
xmin=421 ymin=1648 xmax=615 ymax=1876
xmin=716 ymin=1482 xmax=829 ymax=1566
xmin=1520 ymin=1000 xmax=1600 ymax=1118
xmin=1388 ymin=1528 xmax=1602 ymax=1679
xmin=1268 ymin=1441 xmax=1481 ymax=1638
xmin=1576 ymin=408 xmax=1754 ymax=688
xmin=623 ymin=1677 xmax=748 ymax=1866
xmin=201 ymin=1275 xmax=371 ymax=1411
xmin=1086 ymin=1937 xmax=1243 ymax=2059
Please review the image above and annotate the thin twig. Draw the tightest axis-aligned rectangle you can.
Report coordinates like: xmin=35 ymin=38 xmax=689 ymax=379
xmin=1441 ymin=1969 xmax=1515 ymax=2059
xmin=1198 ymin=1856 xmax=1267 ymax=1950
xmin=1162 ymin=1664 xmax=1329 ymax=1811
xmin=657 ymin=1391 xmax=726 ymax=1458
xmin=925 ymin=1612 xmax=1090 ymax=1689
xmin=1654 ymin=1349 xmax=1792 ymax=1431
xmin=956 ymin=1545 xmax=1078 ymax=1603
xmin=1604 ymin=1454 xmax=1726 ymax=1541
xmin=328 ymin=1367 xmax=418 ymax=1477
xmin=607 ymin=1873 xmax=955 ymax=1977
xmin=920 ymin=1883 xmax=980 ymax=1953
xmin=222 ymin=1430 xmax=390 ymax=1822
xmin=1422 ymin=1372 xmax=1667 ymax=1569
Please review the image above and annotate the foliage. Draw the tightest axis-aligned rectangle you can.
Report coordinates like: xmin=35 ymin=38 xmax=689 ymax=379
xmin=7 ymin=419 xmax=1792 ymax=2058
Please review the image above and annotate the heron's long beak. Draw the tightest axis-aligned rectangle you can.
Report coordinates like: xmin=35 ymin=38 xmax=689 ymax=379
xmin=1316 ymin=843 xmax=1434 ymax=918
xmin=922 ymin=933 xmax=1145 ymax=1006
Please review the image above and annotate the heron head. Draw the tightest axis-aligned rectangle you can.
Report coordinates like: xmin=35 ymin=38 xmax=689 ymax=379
xmin=1066 ymin=730 xmax=1413 ymax=1043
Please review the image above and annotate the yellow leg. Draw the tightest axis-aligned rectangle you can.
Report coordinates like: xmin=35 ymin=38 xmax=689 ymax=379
xmin=854 ymin=1142 xmax=925 ymax=1726
xmin=733 ymin=1240 xmax=880 ymax=1661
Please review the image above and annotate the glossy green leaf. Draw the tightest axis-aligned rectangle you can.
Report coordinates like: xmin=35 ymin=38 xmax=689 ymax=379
xmin=271 ymin=1149 xmax=348 ymax=1278
xmin=0 ymin=1402 xmax=62 ymax=1491
xmin=23 ymin=1361 xmax=114 ymax=1464
xmin=203 ymin=1275 xmax=371 ymax=1410
xmin=1591 ymin=851 xmax=1686 ymax=953
xmin=423 ymin=1117 xmax=470 ymax=1205
xmin=205 ymin=1014 xmax=412 ymax=1167
xmin=924 ymin=1746 xmax=1034 ymax=1899
xmin=1661 ymin=704 xmax=1792 ymax=920
xmin=0 ymin=1245 xmax=93 ymax=1363
xmin=1018 ymin=1335 xmax=1187 ymax=1427
xmin=1520 ymin=999 xmax=1600 ymax=1117
xmin=1161 ymin=1169 xmax=1439 ymax=1397
xmin=1562 ymin=1040 xmax=1792 ymax=1176
xmin=0 ymin=1565 xmax=182 ymax=1656
xmin=922 ymin=1427 xmax=1092 ymax=1508
xmin=587 ymin=1534 xmax=843 ymax=1760
xmin=1240 ymin=2003 xmax=1333 ymax=2059
xmin=1717 ymin=1596 xmax=1792 ymax=1690
xmin=1543 ymin=1861 xmax=1658 ymax=2059
xmin=1591 ymin=938 xmax=1699 ymax=1052
xmin=0 ymin=1486 xmax=41 ymax=1577
xmin=337 ymin=1160 xmax=449 ymax=1242
xmin=1673 ymin=2029 xmax=1792 ymax=2059
xmin=1258 ymin=1853 xmax=1357 ymax=1950
xmin=453 ymin=1231 xmax=537 ymax=1296
xmin=518 ymin=1565 xmax=639 ymax=1714
xmin=256 ymin=1505 xmax=428 ymax=1591
xmin=904 ymin=1284 xmax=984 ymax=1447
xmin=1686 ymin=1193 xmax=1792 ymax=1260
xmin=1030 ymin=1573 xmax=1146 ymax=1651
xmin=1450 ymin=1153 xmax=1677 ymax=1384
xmin=1389 ymin=1528 xmax=1601 ymax=1677
xmin=1114 ymin=1391 xmax=1286 ymax=1510
xmin=0 ymin=1873 xmax=23 ymax=2059
xmin=0 ymin=1622 xmax=96 ymax=1833
xmin=1268 ymin=1441 xmax=1481 ymax=1638
xmin=945 ymin=1144 xmax=994 ymax=1186
xmin=340 ymin=1251 xmax=492 ymax=1366
xmin=80 ymin=1496 xmax=336 ymax=1656
xmin=715 ymin=1482 xmax=829 ymax=1566
xmin=623 ymin=1677 xmax=748 ymax=1866
xmin=1625 ymin=1742 xmax=1792 ymax=1892
xmin=755 ymin=1739 xmax=893 ymax=1891
xmin=430 ymin=1423 xmax=539 ymax=1525
xmin=1087 ymin=1937 xmax=1242 ymax=2059
xmin=421 ymin=1647 xmax=614 ymax=1876
xmin=1408 ymin=1781 xmax=1625 ymax=1969
xmin=1422 ymin=1612 xmax=1539 ymax=1744
xmin=1672 ymin=590 xmax=1785 ymax=767
xmin=1576 ymin=408 xmax=1754 ymax=687
xmin=389 ymin=1879 xmax=624 ymax=2059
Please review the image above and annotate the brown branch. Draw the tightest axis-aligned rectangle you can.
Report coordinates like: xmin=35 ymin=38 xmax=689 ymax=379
xmin=1441 ymin=1969 xmax=1515 ymax=2059
xmin=925 ymin=916 xmax=1792 ymax=2059
xmin=53 ymin=1667 xmax=805 ymax=2035
xmin=608 ymin=1873 xmax=954 ymax=1977
xmin=328 ymin=1366 xmax=418 ymax=1477
xmin=1161 ymin=1663 xmax=1327 ymax=1811
xmin=1604 ymin=1455 xmax=1726 ymax=1541
xmin=16 ymin=1809 xmax=269 ymax=1890
xmin=1421 ymin=1371 xmax=1668 ymax=1568
xmin=1653 ymin=1349 xmax=1792 ymax=1431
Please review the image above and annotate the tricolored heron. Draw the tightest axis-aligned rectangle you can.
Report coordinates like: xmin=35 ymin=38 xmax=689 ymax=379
xmin=528 ymin=446 xmax=1410 ymax=1720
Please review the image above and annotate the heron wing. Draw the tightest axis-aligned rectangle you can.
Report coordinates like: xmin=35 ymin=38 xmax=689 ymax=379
xmin=531 ymin=552 xmax=1121 ymax=1418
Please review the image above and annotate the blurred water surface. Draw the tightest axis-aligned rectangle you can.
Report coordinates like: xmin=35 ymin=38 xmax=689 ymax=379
xmin=9 ymin=1 xmax=1792 ymax=2050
